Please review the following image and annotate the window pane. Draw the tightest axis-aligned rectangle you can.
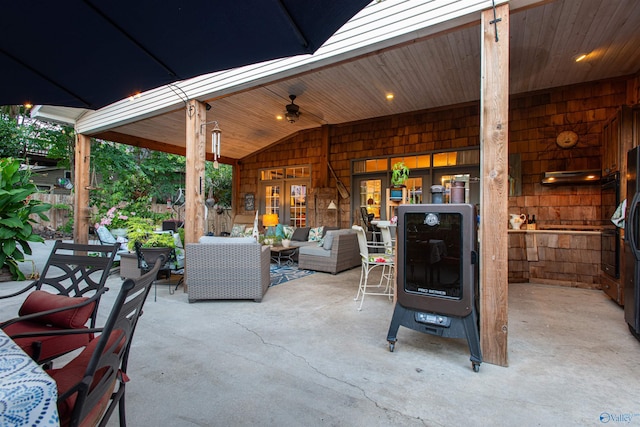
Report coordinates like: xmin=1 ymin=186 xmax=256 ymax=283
xmin=285 ymin=166 xmax=310 ymax=178
xmin=289 ymin=185 xmax=307 ymax=227
xmin=392 ymin=156 xmax=418 ymax=170
xmin=359 ymin=179 xmax=382 ymax=220
xmin=417 ymin=155 xmax=431 ymax=168
xmin=261 ymin=168 xmax=284 ymax=180
xmin=405 ymin=177 xmax=423 ymax=204
xmin=265 ymin=185 xmax=280 ymax=216
xmin=433 ymin=153 xmax=450 ymax=167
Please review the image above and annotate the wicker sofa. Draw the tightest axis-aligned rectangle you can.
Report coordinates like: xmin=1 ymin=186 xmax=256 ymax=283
xmin=185 ymin=236 xmax=270 ymax=303
xmin=296 ymin=229 xmax=360 ymax=274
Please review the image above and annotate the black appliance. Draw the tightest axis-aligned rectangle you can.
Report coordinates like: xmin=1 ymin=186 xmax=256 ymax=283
xmin=625 ymin=147 xmax=640 ymax=341
xmin=601 ymin=172 xmax=620 ymax=279
xmin=386 ymin=203 xmax=482 ymax=372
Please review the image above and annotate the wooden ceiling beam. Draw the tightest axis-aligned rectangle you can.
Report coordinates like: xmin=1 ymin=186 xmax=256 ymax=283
xmin=90 ymin=131 xmax=237 ymax=166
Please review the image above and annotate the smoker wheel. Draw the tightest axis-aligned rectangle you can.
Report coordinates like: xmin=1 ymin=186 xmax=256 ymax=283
xmin=388 ymin=341 xmax=396 ymax=352
xmin=472 ymin=362 xmax=480 ymax=373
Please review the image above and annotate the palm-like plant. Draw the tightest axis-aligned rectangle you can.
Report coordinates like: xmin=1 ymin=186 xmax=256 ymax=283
xmin=0 ymin=158 xmax=51 ymax=280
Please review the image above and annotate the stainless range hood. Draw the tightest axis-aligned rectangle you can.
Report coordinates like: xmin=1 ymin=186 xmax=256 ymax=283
xmin=541 ymin=170 xmax=601 ymax=185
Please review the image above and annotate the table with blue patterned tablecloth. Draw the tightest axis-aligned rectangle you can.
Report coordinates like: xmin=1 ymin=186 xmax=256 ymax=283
xmin=0 ymin=329 xmax=59 ymax=426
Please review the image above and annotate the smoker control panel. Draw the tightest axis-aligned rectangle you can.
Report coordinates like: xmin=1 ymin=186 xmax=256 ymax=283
xmin=414 ymin=312 xmax=451 ymax=327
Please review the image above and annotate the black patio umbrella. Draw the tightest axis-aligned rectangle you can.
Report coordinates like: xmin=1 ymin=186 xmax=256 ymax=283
xmin=0 ymin=0 xmax=370 ymax=109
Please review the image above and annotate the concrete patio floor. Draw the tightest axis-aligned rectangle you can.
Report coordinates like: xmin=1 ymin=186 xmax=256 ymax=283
xmin=3 ymin=240 xmax=640 ymax=426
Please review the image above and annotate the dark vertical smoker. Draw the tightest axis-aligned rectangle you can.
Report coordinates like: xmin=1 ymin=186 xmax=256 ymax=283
xmin=386 ymin=203 xmax=482 ymax=372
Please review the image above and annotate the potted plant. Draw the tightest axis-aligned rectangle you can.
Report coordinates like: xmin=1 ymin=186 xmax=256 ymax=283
xmin=126 ymin=217 xmax=176 ymax=250
xmin=0 ymin=158 xmax=52 ymax=281
xmin=390 ymin=161 xmax=410 ymax=201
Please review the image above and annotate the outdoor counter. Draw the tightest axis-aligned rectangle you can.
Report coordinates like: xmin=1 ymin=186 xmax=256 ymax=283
xmin=508 ymin=228 xmax=601 ymax=288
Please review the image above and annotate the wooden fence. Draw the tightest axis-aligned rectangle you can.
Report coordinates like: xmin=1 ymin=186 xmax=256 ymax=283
xmin=29 ymin=193 xmax=233 ymax=236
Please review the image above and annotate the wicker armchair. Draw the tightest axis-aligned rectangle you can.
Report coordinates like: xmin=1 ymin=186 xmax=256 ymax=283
xmin=185 ymin=237 xmax=270 ymax=303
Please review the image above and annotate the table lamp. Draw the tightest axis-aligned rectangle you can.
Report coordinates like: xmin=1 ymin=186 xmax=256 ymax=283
xmin=262 ymin=213 xmax=279 ymax=236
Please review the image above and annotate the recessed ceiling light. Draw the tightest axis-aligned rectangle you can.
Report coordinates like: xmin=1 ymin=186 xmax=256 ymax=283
xmin=276 ymin=115 xmax=283 ymax=121
xmin=386 ymin=93 xmax=394 ymax=100
xmin=574 ymin=54 xmax=587 ymax=62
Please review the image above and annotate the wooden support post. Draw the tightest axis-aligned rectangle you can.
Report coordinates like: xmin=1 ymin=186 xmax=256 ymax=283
xmin=480 ymin=3 xmax=509 ymax=367
xmin=184 ymin=100 xmax=207 ymax=245
xmin=73 ymin=134 xmax=91 ymax=245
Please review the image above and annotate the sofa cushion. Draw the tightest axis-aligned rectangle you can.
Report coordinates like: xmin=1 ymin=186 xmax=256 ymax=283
xmin=289 ymin=240 xmax=317 ymax=248
xmin=299 ymin=245 xmax=331 ymax=258
xmin=322 ymin=226 xmax=339 ymax=237
xmin=308 ymin=226 xmax=324 ymax=242
xmin=199 ymin=236 xmax=257 ymax=244
xmin=321 ymin=229 xmax=354 ymax=250
xmin=291 ymin=227 xmax=310 ymax=241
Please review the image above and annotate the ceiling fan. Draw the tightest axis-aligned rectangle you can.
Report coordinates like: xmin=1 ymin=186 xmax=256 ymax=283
xmin=284 ymin=95 xmax=301 ymax=123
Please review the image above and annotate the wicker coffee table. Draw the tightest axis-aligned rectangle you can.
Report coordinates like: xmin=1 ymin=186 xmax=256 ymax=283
xmin=270 ymin=246 xmax=298 ymax=266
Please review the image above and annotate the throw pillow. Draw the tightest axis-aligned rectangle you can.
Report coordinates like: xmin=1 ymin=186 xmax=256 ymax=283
xmin=243 ymin=227 xmax=254 ymax=237
xmin=283 ymin=225 xmax=295 ymax=239
xmin=19 ymin=290 xmax=94 ymax=329
xmin=275 ymin=224 xmax=285 ymax=239
xmin=230 ymin=224 xmax=246 ymax=237
xmin=291 ymin=227 xmax=310 ymax=241
xmin=308 ymin=226 xmax=324 ymax=242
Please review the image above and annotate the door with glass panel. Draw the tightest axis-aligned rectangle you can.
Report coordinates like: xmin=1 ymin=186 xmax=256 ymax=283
xmin=260 ymin=166 xmax=310 ymax=227
xmin=355 ymin=176 xmax=383 ymax=222
xmin=286 ymin=183 xmax=307 ymax=227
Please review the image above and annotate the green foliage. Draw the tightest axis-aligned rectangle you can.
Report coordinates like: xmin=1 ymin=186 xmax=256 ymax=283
xmin=126 ymin=217 xmax=176 ymax=250
xmin=0 ymin=158 xmax=51 ymax=280
xmin=391 ymin=161 xmax=410 ymax=186
xmin=0 ymin=109 xmax=76 ymax=168
xmin=52 ymin=203 xmax=74 ymax=234
xmin=208 ymin=163 xmax=233 ymax=208
xmin=0 ymin=116 xmax=25 ymax=158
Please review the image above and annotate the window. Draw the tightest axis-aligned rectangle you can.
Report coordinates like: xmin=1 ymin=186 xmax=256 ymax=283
xmin=352 ymin=149 xmax=479 ymax=219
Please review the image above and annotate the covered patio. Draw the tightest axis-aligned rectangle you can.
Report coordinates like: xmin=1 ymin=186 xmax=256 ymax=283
xmin=3 ymin=244 xmax=639 ymax=426
xmin=28 ymin=0 xmax=640 ymax=369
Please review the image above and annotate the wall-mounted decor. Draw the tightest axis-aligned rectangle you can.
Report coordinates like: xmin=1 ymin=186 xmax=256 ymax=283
xmin=244 ymin=193 xmax=255 ymax=211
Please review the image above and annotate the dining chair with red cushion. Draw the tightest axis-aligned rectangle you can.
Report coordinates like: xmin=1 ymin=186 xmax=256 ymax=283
xmin=0 ymin=240 xmax=119 ymax=365
xmin=44 ymin=256 xmax=163 ymax=427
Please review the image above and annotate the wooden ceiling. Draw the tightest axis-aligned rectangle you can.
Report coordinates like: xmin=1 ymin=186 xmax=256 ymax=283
xmin=95 ymin=0 xmax=640 ymax=161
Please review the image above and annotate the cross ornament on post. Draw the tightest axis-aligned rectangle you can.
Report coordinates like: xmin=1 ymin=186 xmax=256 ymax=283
xmin=490 ymin=0 xmax=502 ymax=42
